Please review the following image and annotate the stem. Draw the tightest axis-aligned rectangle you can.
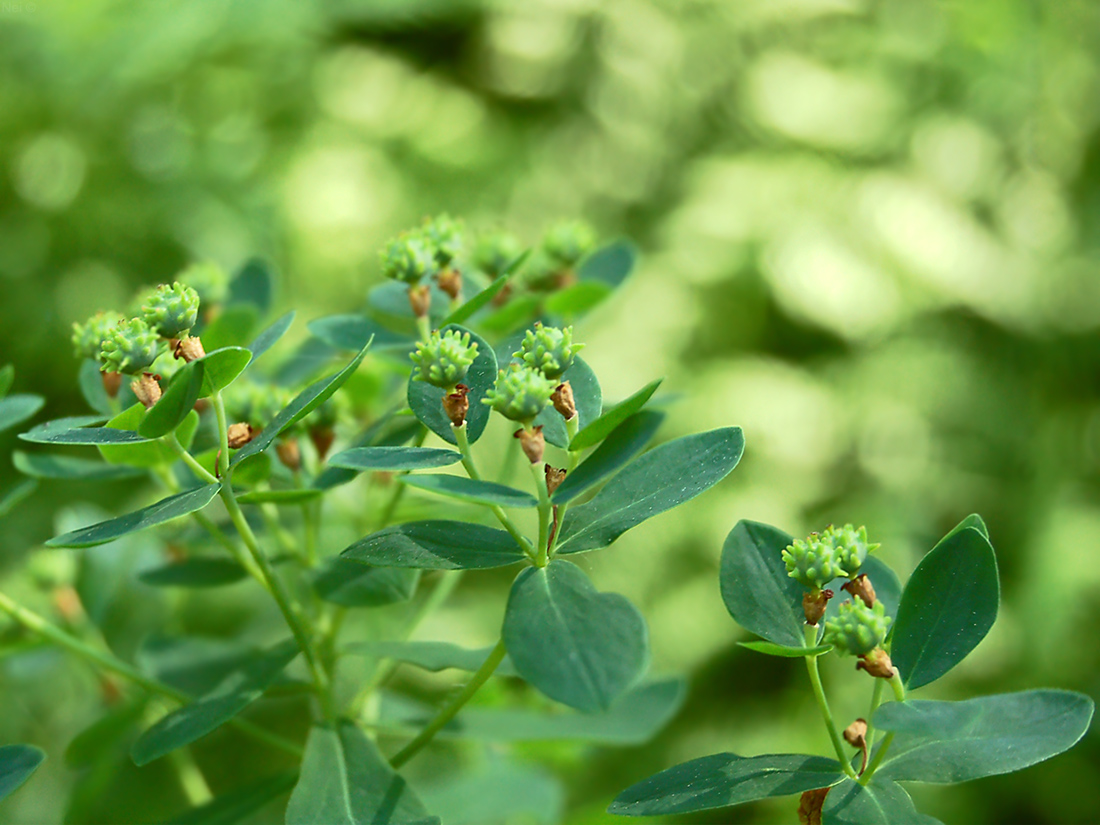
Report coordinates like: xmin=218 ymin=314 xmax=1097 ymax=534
xmin=212 ymin=391 xmax=231 ymax=472
xmin=452 ymin=423 xmax=533 ymax=557
xmin=803 ymin=625 xmax=859 ymax=780
xmin=529 ymin=460 xmax=551 ymax=567
xmin=415 ymin=315 xmax=431 ymax=344
xmin=547 ymin=416 xmax=580 ymax=557
xmin=861 ymin=672 xmax=907 ymax=783
xmin=863 ymin=678 xmax=886 ymax=749
xmin=163 ymin=434 xmax=219 ymax=485
xmin=388 ymin=637 xmax=506 ymax=769
xmin=0 ymin=590 xmax=301 ymax=756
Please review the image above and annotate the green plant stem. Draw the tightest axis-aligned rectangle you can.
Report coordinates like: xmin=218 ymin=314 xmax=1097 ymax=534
xmin=389 ymin=637 xmax=506 ymax=769
xmin=529 ymin=460 xmax=551 ymax=567
xmin=546 ymin=415 xmax=580 ymax=557
xmin=415 ymin=314 xmax=431 ymax=343
xmin=0 ymin=589 xmax=301 ymax=757
xmin=861 ymin=671 xmax=907 ymax=783
xmin=211 ymin=390 xmax=231 ymax=471
xmin=863 ymin=677 xmax=886 ymax=749
xmin=452 ymin=423 xmax=533 ymax=557
xmin=804 ymin=625 xmax=859 ymax=780
xmin=163 ymin=433 xmax=218 ymax=485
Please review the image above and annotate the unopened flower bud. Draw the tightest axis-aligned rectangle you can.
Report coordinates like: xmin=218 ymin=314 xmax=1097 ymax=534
xmin=381 ymin=232 xmax=436 ymax=285
xmin=514 ymin=323 xmax=583 ymax=379
xmin=227 ymin=422 xmax=257 ymax=449
xmin=542 ymin=219 xmax=596 ymax=269
xmin=551 ymin=381 xmax=576 ymax=420
xmin=421 ymin=214 xmax=464 ymax=268
xmin=131 ymin=373 xmax=162 ymax=409
xmin=410 ymin=329 xmax=478 ymax=389
xmin=856 ymin=648 xmax=898 ymax=680
xmin=101 ymin=371 xmax=122 ymax=398
xmin=100 ymin=318 xmax=161 ymax=375
xmin=803 ymin=588 xmax=833 ymax=626
xmin=545 ymin=465 xmax=567 ymax=495
xmin=783 ymin=532 xmax=849 ymax=591
xmin=823 ymin=599 xmax=891 ymax=658
xmin=515 ymin=426 xmax=545 ymax=464
xmin=482 ymin=365 xmax=555 ymax=422
xmin=823 ymin=524 xmax=880 ymax=577
xmin=142 ymin=282 xmax=200 ymax=338
xmin=473 ymin=229 xmax=523 ymax=277
xmin=408 ymin=284 xmax=432 ymax=318
xmin=842 ymin=574 xmax=877 ymax=608
xmin=443 ymin=384 xmax=470 ymax=427
xmin=72 ymin=312 xmax=124 ymax=362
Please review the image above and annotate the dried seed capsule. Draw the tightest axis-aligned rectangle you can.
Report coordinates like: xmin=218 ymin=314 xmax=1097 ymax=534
xmin=142 ymin=281 xmax=200 ymax=338
xmin=482 ymin=365 xmax=556 ymax=422
xmin=99 ymin=318 xmax=161 ymax=375
xmin=410 ymin=329 xmax=479 ymax=389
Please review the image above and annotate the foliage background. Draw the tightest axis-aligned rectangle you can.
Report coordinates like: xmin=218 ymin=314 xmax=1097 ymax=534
xmin=2 ymin=0 xmax=1099 ymax=822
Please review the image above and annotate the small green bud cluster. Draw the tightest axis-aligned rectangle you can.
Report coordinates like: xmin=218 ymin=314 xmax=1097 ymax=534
xmin=483 ymin=364 xmax=556 ymax=422
xmin=472 ymin=229 xmax=523 ymax=277
xmin=542 ymin=219 xmax=596 ymax=269
xmin=142 ymin=282 xmax=200 ymax=338
xmin=422 ymin=214 xmax=464 ymax=268
xmin=823 ymin=599 xmax=891 ymax=657
xmin=72 ymin=312 xmax=125 ymax=361
xmin=783 ymin=524 xmax=878 ymax=589
xmin=99 ymin=318 xmax=161 ymax=375
xmin=827 ymin=524 xmax=879 ymax=576
xmin=513 ymin=323 xmax=583 ymax=379
xmin=380 ymin=215 xmax=466 ymax=285
xmin=410 ymin=329 xmax=479 ymax=389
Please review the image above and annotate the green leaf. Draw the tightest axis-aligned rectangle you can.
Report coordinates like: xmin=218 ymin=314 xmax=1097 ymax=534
xmin=139 ymin=361 xmax=205 ymax=438
xmin=228 ymin=258 xmax=274 ymax=314
xmin=874 ymin=690 xmax=1095 ymax=784
xmin=308 ymin=314 xmax=413 ymax=352
xmin=720 ymin=520 xmax=806 ymax=649
xmin=0 ymin=479 xmax=37 ymax=518
xmin=345 ymin=641 xmax=517 ymax=677
xmin=533 ymin=356 xmax=602 ymax=449
xmin=315 ymin=416 xmax=423 ymax=490
xmin=609 ymin=753 xmax=844 ymax=816
xmin=545 ymin=281 xmax=612 ymax=318
xmin=138 ymin=558 xmax=248 ymax=588
xmin=569 ymin=379 xmax=662 ymax=451
xmin=738 ymin=641 xmax=832 ymax=657
xmin=196 ymin=347 xmax=252 ymax=396
xmin=342 ymin=521 xmax=528 ymax=569
xmin=551 ymin=410 xmax=664 ymax=504
xmin=0 ymin=394 xmax=43 ymax=433
xmin=201 ymin=305 xmax=259 ymax=351
xmin=162 ymin=771 xmax=297 ymax=825
xmin=328 ymin=446 xmax=461 ymax=473
xmin=0 ymin=364 xmax=12 ymax=397
xmin=503 ymin=559 xmax=648 ymax=712
xmin=407 ymin=325 xmax=496 ymax=446
xmin=46 ymin=483 xmax=221 ymax=548
xmin=232 ymin=342 xmax=371 ymax=467
xmin=19 ymin=415 xmax=142 ymax=445
xmin=248 ymin=310 xmax=296 ymax=361
xmin=79 ymin=359 xmax=132 ymax=415
xmin=418 ymin=758 xmax=562 ymax=825
xmin=98 ymin=404 xmax=199 ymax=467
xmin=556 ymin=427 xmax=744 ymax=554
xmin=378 ymin=677 xmax=685 ymax=744
xmin=13 ymin=451 xmax=145 ymax=481
xmin=442 ymin=270 xmax=514 ymax=327
xmin=286 ymin=722 xmax=436 ymax=825
xmin=0 ymin=744 xmax=46 ymax=802
xmin=65 ymin=700 xmax=147 ymax=768
xmin=823 ymin=778 xmax=940 ymax=825
xmin=312 ymin=558 xmax=420 ymax=607
xmin=891 ymin=525 xmax=999 ymax=690
xmin=235 ymin=488 xmax=322 ymax=505
xmin=478 ymin=294 xmax=541 ymax=336
xmin=137 ymin=636 xmax=257 ymax=697
xmin=131 ymin=640 xmax=298 ymax=765
xmin=579 ymin=240 xmax=637 ymax=289
xmin=402 ymin=474 xmax=537 ymax=508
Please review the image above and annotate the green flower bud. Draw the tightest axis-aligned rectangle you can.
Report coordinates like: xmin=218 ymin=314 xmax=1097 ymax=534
xmin=422 ymin=214 xmax=464 ymax=267
xmin=410 ymin=329 xmax=479 ymax=389
xmin=72 ymin=312 xmax=124 ymax=361
xmin=381 ymin=232 xmax=436 ymax=285
xmin=142 ymin=281 xmax=200 ymax=338
xmin=513 ymin=323 xmax=584 ymax=379
xmin=783 ymin=532 xmax=849 ymax=590
xmin=521 ymin=250 xmax=562 ymax=292
xmin=99 ymin=318 xmax=161 ymax=375
xmin=542 ymin=219 xmax=596 ymax=268
xmin=472 ymin=229 xmax=523 ymax=277
xmin=482 ymin=365 xmax=556 ymax=422
xmin=180 ymin=261 xmax=230 ymax=306
xmin=822 ymin=524 xmax=880 ymax=577
xmin=823 ymin=599 xmax=891 ymax=657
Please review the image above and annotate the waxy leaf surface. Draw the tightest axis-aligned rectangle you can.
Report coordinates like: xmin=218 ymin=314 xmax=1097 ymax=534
xmin=343 ymin=520 xmax=527 ymax=569
xmin=569 ymin=379 xmax=661 ymax=451
xmin=138 ymin=558 xmax=248 ymax=588
xmin=20 ymin=415 xmax=143 ymax=445
xmin=823 ymin=778 xmax=941 ymax=825
xmin=0 ymin=745 xmax=45 ymax=802
xmin=551 ymin=410 xmax=664 ymax=504
xmin=13 ymin=451 xmax=144 ymax=481
xmin=402 ymin=474 xmax=537 ymax=509
xmin=247 ymin=310 xmax=295 ymax=361
xmin=313 ymin=558 xmax=420 ymax=607
xmin=329 ymin=446 xmax=461 ymax=473
xmin=720 ymin=520 xmax=806 ymax=649
xmin=0 ymin=394 xmax=43 ymax=433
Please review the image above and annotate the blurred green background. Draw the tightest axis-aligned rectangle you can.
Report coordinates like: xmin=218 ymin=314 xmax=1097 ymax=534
xmin=3 ymin=0 xmax=1100 ymax=822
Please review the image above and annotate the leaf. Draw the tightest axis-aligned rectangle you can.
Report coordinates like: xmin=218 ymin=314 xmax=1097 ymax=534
xmin=478 ymin=294 xmax=541 ymax=336
xmin=891 ymin=525 xmax=999 ymax=689
xmin=345 ymin=641 xmax=517 ymax=677
xmin=20 ymin=415 xmax=144 ymax=445
xmin=342 ymin=521 xmax=528 ymax=570
xmin=248 ymin=310 xmax=296 ymax=361
xmin=79 ymin=359 xmax=117 ymax=415
xmin=196 ymin=347 xmax=253 ymax=396
xmin=0 ymin=394 xmax=43 ymax=433
xmin=46 ymin=483 xmax=221 ymax=548
xmin=551 ymin=410 xmax=664 ymax=504
xmin=232 ymin=342 xmax=371 ymax=467
xmin=378 ymin=677 xmax=685 ymax=744
xmin=228 ymin=258 xmax=274 ymax=314
xmin=0 ymin=744 xmax=46 ymax=802
xmin=822 ymin=778 xmax=941 ymax=825
xmin=720 ymin=520 xmax=806 ymax=649
xmin=417 ymin=757 xmax=563 ymax=825
xmin=874 ymin=690 xmax=1095 ymax=784
xmin=65 ymin=700 xmax=147 ymax=768
xmin=368 ymin=279 xmax=450 ymax=324
xmin=579 ymin=240 xmax=637 ymax=289
xmin=314 ymin=417 xmax=423 ymax=491
xmin=0 ymin=364 xmax=12 ymax=397
xmin=131 ymin=640 xmax=298 ymax=765
xmin=137 ymin=636 xmax=258 ymax=697
xmin=407 ymin=325 xmax=496 ymax=446
xmin=235 ymin=489 xmax=322 ymax=505
xmin=13 ymin=451 xmax=145 ymax=481
xmin=556 ymin=427 xmax=745 ymax=554
xmin=532 ymin=356 xmax=602 ymax=449
xmin=0 ymin=479 xmax=37 ymax=518
xmin=738 ymin=641 xmax=832 ymax=658
xmin=308 ymin=314 xmax=413 ymax=352
xmin=569 ymin=379 xmax=662 ymax=451
xmin=138 ymin=558 xmax=248 ymax=588
xmin=545 ymin=281 xmax=612 ymax=318
xmin=162 ymin=771 xmax=298 ymax=825
xmin=139 ymin=360 xmax=205 ymax=438
xmin=201 ymin=305 xmax=259 ymax=351
xmin=286 ymin=722 xmax=436 ymax=825
xmin=442 ymin=271 xmax=513 ymax=327
xmin=98 ymin=404 xmax=199 ymax=467
xmin=401 ymin=474 xmax=537 ymax=509
xmin=503 ymin=559 xmax=648 ymax=712
xmin=609 ymin=753 xmax=845 ymax=816
xmin=313 ymin=558 xmax=420 ymax=607
xmin=328 ymin=446 xmax=462 ymax=473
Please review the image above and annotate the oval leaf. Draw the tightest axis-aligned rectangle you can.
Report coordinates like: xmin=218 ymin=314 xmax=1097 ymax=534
xmin=328 ymin=446 xmax=462 ymax=473
xmin=20 ymin=416 xmax=147 ymax=445
xmin=13 ymin=451 xmax=145 ymax=481
xmin=609 ymin=753 xmax=844 ymax=816
xmin=139 ymin=360 xmax=205 ymax=438
xmin=99 ymin=404 xmax=198 ymax=466
xmin=556 ymin=427 xmax=744 ymax=555
xmin=402 ymin=474 xmax=537 ymax=509
xmin=313 ymin=558 xmax=420 ymax=607
xmin=720 ymin=520 xmax=806 ymax=648
xmin=0 ymin=744 xmax=46 ymax=802
xmin=197 ymin=347 xmax=252 ymax=396
xmin=569 ymin=379 xmax=661 ymax=452
xmin=138 ymin=558 xmax=248 ymax=588
xmin=343 ymin=520 xmax=527 ymax=570
xmin=0 ymin=394 xmax=44 ymax=433
xmin=407 ymin=325 xmax=496 ymax=446
xmin=46 ymin=483 xmax=221 ymax=548
xmin=551 ymin=410 xmax=664 ymax=504
xmin=823 ymin=778 xmax=939 ymax=825
xmin=503 ymin=559 xmax=648 ymax=712
xmin=579 ymin=240 xmax=637 ymax=289
xmin=891 ymin=525 xmax=999 ymax=690
xmin=875 ymin=690 xmax=1095 ymax=784
xmin=248 ymin=310 xmax=296 ymax=361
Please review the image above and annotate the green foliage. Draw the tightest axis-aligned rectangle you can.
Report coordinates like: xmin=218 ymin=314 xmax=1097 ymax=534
xmin=0 ymin=746 xmax=45 ymax=803
xmin=343 ymin=521 xmax=528 ymax=569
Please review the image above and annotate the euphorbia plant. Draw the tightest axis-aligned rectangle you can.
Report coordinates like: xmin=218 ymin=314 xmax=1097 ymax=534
xmin=0 ymin=217 xmax=745 ymax=823
xmin=610 ymin=517 xmax=1095 ymax=824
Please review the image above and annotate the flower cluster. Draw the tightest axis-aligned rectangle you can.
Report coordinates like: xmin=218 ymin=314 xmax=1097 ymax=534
xmin=514 ymin=323 xmax=583 ymax=379
xmin=410 ymin=329 xmax=479 ymax=389
xmin=782 ymin=524 xmax=878 ymax=590
xmin=483 ymin=364 xmax=556 ymax=423
xmin=822 ymin=599 xmax=891 ymax=658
